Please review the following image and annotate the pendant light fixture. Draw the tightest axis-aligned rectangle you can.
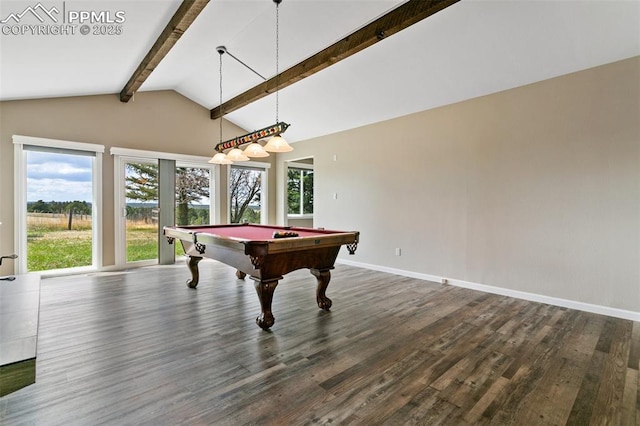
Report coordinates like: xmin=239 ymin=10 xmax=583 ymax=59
xmin=209 ymin=46 xmax=233 ymax=165
xmin=225 ymin=148 xmax=249 ymax=162
xmin=243 ymin=142 xmax=270 ymax=157
xmin=209 ymin=152 xmax=231 ymax=164
xmin=210 ymin=0 xmax=292 ymax=162
xmin=263 ymin=0 xmax=293 ymax=153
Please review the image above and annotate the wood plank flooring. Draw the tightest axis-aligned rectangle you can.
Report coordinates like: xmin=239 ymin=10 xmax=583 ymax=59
xmin=0 ymin=261 xmax=638 ymax=425
xmin=0 ymin=274 xmax=40 ymax=397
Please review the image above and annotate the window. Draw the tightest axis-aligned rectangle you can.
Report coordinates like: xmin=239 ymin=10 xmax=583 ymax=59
xmin=13 ymin=135 xmax=104 ymax=275
xmin=229 ymin=163 xmax=269 ymax=224
xmin=287 ymin=164 xmax=314 ymax=216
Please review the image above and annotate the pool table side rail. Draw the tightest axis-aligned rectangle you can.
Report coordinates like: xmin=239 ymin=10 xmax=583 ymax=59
xmin=239 ymin=232 xmax=359 ymax=255
xmin=165 ymin=223 xmax=354 ymax=237
xmin=164 ymin=226 xmax=359 ymax=256
xmin=163 ymin=227 xmax=245 ymax=252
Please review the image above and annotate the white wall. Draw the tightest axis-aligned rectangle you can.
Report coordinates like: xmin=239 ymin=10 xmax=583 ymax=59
xmin=278 ymin=57 xmax=640 ymax=317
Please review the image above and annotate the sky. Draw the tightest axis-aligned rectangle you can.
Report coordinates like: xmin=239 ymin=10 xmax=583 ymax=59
xmin=27 ymin=151 xmax=93 ymax=202
xmin=26 ymin=151 xmax=215 ymax=204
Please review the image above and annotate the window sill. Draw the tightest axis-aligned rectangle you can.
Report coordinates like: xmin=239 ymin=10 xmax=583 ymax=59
xmin=287 ymin=214 xmax=314 ymax=220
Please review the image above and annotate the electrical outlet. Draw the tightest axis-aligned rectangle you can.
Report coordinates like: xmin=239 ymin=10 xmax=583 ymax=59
xmin=395 ymin=248 xmax=401 ymax=256
xmin=333 ymin=193 xmax=338 ymax=200
xmin=441 ymin=278 xmax=448 ymax=285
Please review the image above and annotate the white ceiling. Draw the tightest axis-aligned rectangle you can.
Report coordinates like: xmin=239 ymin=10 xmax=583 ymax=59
xmin=1 ymin=0 xmax=639 ymax=143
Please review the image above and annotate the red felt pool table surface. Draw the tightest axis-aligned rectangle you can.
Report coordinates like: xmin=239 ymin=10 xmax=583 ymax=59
xmin=184 ymin=224 xmax=346 ymax=241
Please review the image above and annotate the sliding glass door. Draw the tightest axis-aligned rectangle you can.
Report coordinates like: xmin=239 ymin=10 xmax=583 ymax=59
xmin=112 ymin=149 xmax=217 ymax=268
xmin=124 ymin=159 xmax=159 ymax=263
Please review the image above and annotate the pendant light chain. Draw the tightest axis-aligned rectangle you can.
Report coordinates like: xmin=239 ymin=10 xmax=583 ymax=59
xmin=211 ymin=0 xmax=292 ymax=162
xmin=219 ymin=51 xmax=223 ymax=144
xmin=275 ymin=0 xmax=280 ymax=123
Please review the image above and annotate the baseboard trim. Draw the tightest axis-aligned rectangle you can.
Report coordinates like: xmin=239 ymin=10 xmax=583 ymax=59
xmin=337 ymin=258 xmax=640 ymax=322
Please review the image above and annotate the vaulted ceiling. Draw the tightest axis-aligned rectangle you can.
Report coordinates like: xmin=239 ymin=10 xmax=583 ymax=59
xmin=1 ymin=0 xmax=638 ymax=143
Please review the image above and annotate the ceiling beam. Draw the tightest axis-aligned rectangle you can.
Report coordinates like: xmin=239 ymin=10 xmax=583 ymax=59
xmin=120 ymin=0 xmax=209 ymax=103
xmin=210 ymin=0 xmax=459 ymax=119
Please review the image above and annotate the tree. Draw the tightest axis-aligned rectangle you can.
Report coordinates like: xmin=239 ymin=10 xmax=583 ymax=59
xmin=125 ymin=164 xmax=210 ymax=225
xmin=175 ymin=167 xmax=209 ymax=225
xmin=287 ymin=169 xmax=301 ymax=214
xmin=28 ymin=200 xmax=51 ymax=213
xmin=302 ymin=170 xmax=314 ymax=214
xmin=229 ymin=167 xmax=261 ymax=223
xmin=287 ymin=168 xmax=314 ymax=215
xmin=125 ymin=163 xmax=158 ymax=202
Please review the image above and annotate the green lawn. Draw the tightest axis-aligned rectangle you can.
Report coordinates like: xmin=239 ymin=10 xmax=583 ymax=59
xmin=27 ymin=229 xmax=93 ymax=271
xmin=27 ymin=223 xmax=184 ymax=272
xmin=126 ymin=226 xmax=159 ymax=262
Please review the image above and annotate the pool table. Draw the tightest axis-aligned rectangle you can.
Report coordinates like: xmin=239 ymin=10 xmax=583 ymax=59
xmin=163 ymin=224 xmax=359 ymax=329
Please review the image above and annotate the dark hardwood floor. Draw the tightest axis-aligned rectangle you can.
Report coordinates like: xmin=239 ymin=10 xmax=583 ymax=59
xmin=0 ymin=261 xmax=638 ymax=425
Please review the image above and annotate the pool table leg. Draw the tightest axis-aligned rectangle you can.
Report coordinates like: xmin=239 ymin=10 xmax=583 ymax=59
xmin=310 ymin=268 xmax=333 ymax=311
xmin=186 ymin=256 xmax=202 ymax=288
xmin=253 ymin=278 xmax=279 ymax=329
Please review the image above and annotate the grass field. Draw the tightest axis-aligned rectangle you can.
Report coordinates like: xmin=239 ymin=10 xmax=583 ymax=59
xmin=27 ymin=214 xmax=183 ymax=271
